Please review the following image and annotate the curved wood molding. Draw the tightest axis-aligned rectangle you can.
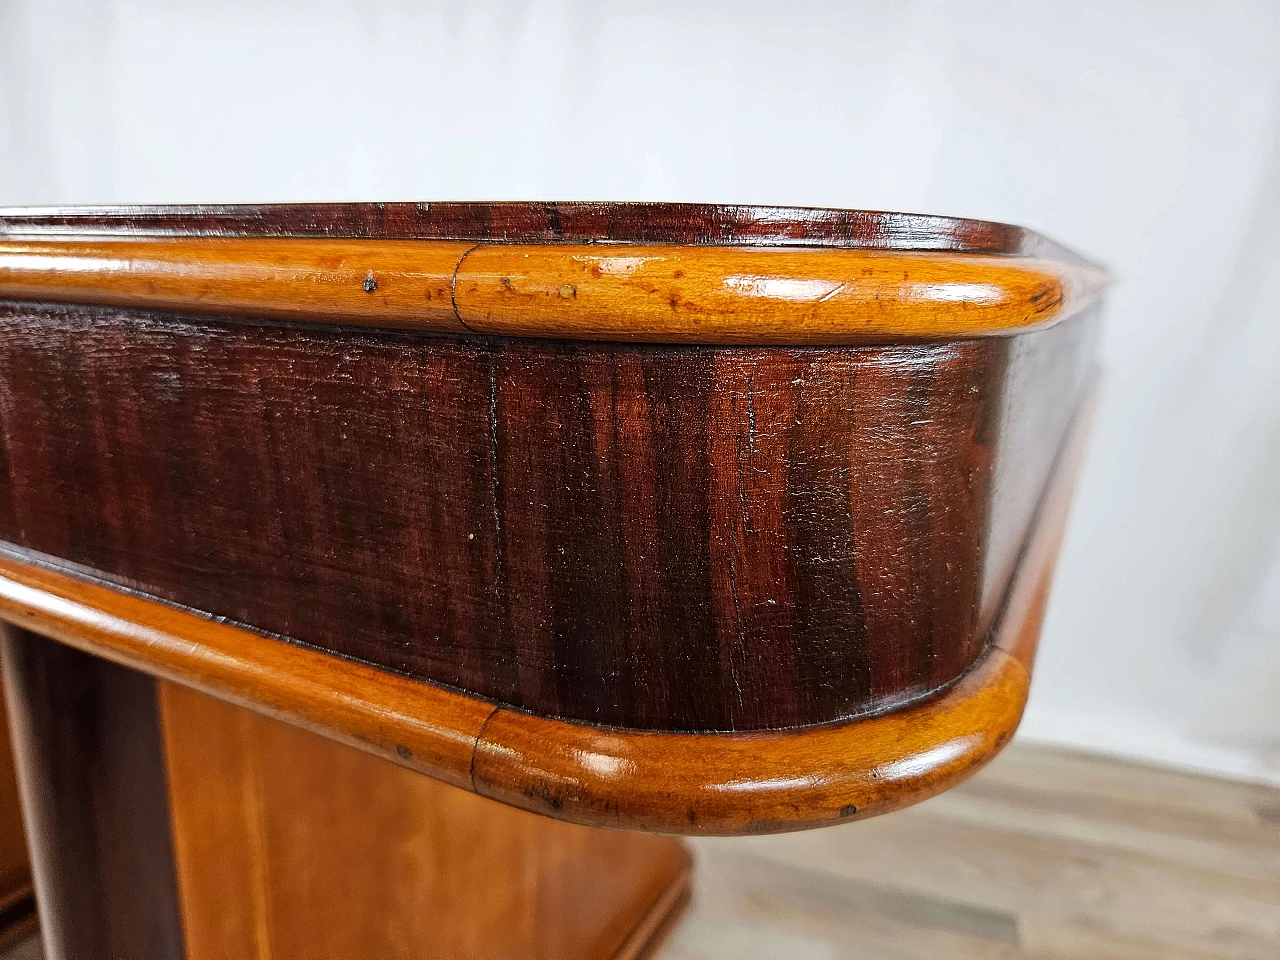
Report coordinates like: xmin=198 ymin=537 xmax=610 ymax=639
xmin=475 ymin=648 xmax=1028 ymax=835
xmin=0 ymin=385 xmax=1093 ymax=835
xmin=0 ymin=238 xmax=1105 ymax=343
xmin=474 ymin=382 xmax=1097 ymax=833
xmin=0 ymin=548 xmax=493 ymax=794
xmin=453 ymin=245 xmax=1101 ymax=342
xmin=0 ymin=239 xmax=471 ymax=334
xmin=0 ymin=202 xmax=1102 ymax=832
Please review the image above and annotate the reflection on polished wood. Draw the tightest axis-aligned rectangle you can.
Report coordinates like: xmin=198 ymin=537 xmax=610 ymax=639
xmin=0 ymin=381 xmax=1090 ymax=835
xmin=0 ymin=625 xmax=690 ymax=959
xmin=453 ymin=244 xmax=1104 ymax=342
xmin=0 ymin=306 xmax=1088 ymax=732
xmin=0 ymin=203 xmax=1104 ymax=742
xmin=0 ymin=239 xmax=470 ymax=331
xmin=0 ymin=201 xmax=1092 ymax=256
xmin=473 ymin=388 xmax=1094 ymax=833
xmin=0 ymin=237 xmax=1103 ymax=342
xmin=0 ymin=303 xmax=1098 ymax=736
xmin=661 ymin=745 xmax=1280 ymax=960
xmin=159 ymin=681 xmax=690 ymax=960
xmin=0 ymin=201 xmax=1106 ymax=957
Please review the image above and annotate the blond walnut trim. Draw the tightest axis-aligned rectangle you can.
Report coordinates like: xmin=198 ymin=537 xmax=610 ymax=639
xmin=0 ymin=238 xmax=1106 ymax=343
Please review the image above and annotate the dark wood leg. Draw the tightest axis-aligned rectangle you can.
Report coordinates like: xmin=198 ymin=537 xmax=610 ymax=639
xmin=0 ymin=682 xmax=34 ymax=948
xmin=0 ymin=626 xmax=186 ymax=960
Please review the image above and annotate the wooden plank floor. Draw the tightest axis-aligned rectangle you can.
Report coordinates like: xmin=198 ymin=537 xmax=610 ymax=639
xmin=659 ymin=744 xmax=1280 ymax=960
xmin=2 ymin=743 xmax=1276 ymax=959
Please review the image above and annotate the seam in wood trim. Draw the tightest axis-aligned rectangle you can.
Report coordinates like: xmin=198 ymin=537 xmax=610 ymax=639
xmin=0 ymin=541 xmax=1039 ymax=836
xmin=0 ymin=385 xmax=1093 ymax=834
xmin=0 ymin=239 xmax=474 ymax=333
xmin=470 ymin=705 xmax=501 ymax=793
xmin=469 ymin=646 xmax=1029 ymax=835
xmin=450 ymin=242 xmax=483 ymax=334
xmin=0 ymin=238 xmax=1107 ymax=344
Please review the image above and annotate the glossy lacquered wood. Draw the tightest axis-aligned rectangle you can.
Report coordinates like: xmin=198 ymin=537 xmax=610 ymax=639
xmin=0 ymin=201 xmax=1106 ymax=960
xmin=0 ymin=239 xmax=469 ymax=331
xmin=454 ymin=244 xmax=1101 ymax=342
xmin=0 ymin=378 xmax=1089 ymax=835
xmin=0 ymin=623 xmax=691 ymax=960
xmin=475 ymin=385 xmax=1095 ymax=834
xmin=159 ymin=681 xmax=690 ymax=960
xmin=480 ymin=647 xmax=1028 ymax=836
xmin=0 ymin=201 xmax=1089 ymax=260
xmin=0 ymin=239 xmax=1103 ymax=342
xmin=0 ymin=202 xmax=1103 ymax=733
xmin=0 ymin=201 xmax=1103 ymax=835
xmin=0 ymin=546 xmax=492 ymax=793
xmin=0 ymin=627 xmax=184 ymax=959
xmin=0 ymin=303 xmax=1095 ymax=731
xmin=0 ymin=546 xmax=1024 ymax=836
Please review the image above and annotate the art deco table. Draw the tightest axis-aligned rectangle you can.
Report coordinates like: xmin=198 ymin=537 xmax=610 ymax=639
xmin=0 ymin=203 xmax=1104 ymax=959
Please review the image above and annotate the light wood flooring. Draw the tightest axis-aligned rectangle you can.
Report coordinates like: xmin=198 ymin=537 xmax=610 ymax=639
xmin=658 ymin=744 xmax=1280 ymax=960
xmin=2 ymin=743 xmax=1276 ymax=959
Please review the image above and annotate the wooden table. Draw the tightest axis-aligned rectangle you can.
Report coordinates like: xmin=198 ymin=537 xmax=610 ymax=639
xmin=0 ymin=203 xmax=1104 ymax=959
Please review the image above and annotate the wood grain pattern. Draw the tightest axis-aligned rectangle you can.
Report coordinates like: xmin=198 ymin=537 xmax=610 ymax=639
xmin=0 ymin=627 xmax=184 ymax=960
xmin=0 ymin=200 xmax=1102 ymax=833
xmin=0 ymin=547 xmax=493 ymax=793
xmin=0 ymin=239 xmax=1103 ymax=342
xmin=0 ymin=238 xmax=470 ymax=331
xmin=477 ymin=645 xmax=1029 ymax=835
xmin=454 ymin=245 xmax=1101 ymax=342
xmin=0 ymin=201 xmax=1089 ymax=262
xmin=996 ymin=380 xmax=1100 ymax=672
xmin=470 ymin=379 xmax=1097 ymax=836
xmin=0 ymin=545 xmax=1016 ymax=835
xmin=0 ymin=301 xmax=1095 ymax=731
xmin=0 ymin=202 xmax=1103 ymax=732
xmin=159 ymin=680 xmax=690 ymax=960
xmin=0 ymin=379 xmax=1088 ymax=835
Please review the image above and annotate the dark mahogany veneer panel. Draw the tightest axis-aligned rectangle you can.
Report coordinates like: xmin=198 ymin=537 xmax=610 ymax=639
xmin=0 ymin=301 xmax=1095 ymax=731
xmin=0 ymin=200 xmax=1083 ymax=261
xmin=0 ymin=203 xmax=1099 ymax=731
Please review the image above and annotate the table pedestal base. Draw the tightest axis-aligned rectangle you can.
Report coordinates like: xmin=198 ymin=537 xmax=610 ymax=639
xmin=2 ymin=627 xmax=691 ymax=960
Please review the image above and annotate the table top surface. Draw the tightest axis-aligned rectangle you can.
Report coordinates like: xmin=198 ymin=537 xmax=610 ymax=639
xmin=0 ymin=201 xmax=1090 ymax=259
xmin=0 ymin=202 xmax=1107 ymax=345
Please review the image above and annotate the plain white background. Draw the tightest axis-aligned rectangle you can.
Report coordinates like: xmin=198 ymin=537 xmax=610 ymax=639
xmin=3 ymin=0 xmax=1279 ymax=783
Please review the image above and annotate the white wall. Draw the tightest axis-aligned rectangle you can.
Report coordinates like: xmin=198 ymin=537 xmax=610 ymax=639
xmin=3 ymin=0 xmax=1279 ymax=783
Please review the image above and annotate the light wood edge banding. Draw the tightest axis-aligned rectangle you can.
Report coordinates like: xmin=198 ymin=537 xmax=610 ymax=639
xmin=0 ymin=238 xmax=1107 ymax=344
xmin=0 ymin=386 xmax=1095 ymax=834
